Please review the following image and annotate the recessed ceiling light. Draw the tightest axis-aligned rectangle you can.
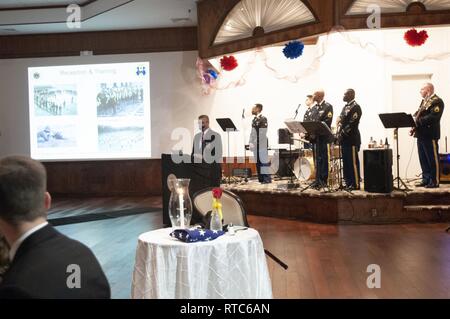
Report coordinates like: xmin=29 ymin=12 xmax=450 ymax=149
xmin=171 ymin=18 xmax=191 ymax=23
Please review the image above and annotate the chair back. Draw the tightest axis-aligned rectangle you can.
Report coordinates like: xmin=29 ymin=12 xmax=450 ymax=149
xmin=193 ymin=188 xmax=249 ymax=227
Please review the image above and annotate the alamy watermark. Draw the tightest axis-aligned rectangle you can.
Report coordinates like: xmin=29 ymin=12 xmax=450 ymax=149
xmin=66 ymin=264 xmax=81 ymax=289
xmin=366 ymin=4 xmax=381 ymax=29
xmin=366 ymin=264 xmax=381 ymax=289
xmin=66 ymin=4 xmax=81 ymax=29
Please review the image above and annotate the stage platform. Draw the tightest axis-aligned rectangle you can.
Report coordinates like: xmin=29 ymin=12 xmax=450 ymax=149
xmin=222 ymin=180 xmax=450 ymax=224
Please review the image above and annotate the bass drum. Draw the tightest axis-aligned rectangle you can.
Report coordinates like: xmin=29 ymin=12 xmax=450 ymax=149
xmin=293 ymin=157 xmax=316 ymax=181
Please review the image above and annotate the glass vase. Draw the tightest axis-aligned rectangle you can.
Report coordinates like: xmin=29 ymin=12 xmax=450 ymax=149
xmin=168 ymin=179 xmax=192 ymax=229
xmin=209 ymin=208 xmax=223 ymax=231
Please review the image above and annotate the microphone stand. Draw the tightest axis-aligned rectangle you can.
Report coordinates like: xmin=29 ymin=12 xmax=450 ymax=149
xmin=286 ymin=104 xmax=302 ymax=189
xmin=293 ymin=104 xmax=301 ymax=120
xmin=242 ymin=109 xmax=249 ymax=183
xmin=335 ymin=136 xmax=352 ymax=194
xmin=445 ymin=136 xmax=450 ymax=233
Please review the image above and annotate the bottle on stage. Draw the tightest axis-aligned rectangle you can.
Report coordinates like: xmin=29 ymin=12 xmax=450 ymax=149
xmin=369 ymin=137 xmax=374 ymax=149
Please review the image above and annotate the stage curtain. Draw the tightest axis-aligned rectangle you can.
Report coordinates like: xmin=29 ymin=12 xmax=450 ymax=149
xmin=214 ymin=0 xmax=316 ymax=45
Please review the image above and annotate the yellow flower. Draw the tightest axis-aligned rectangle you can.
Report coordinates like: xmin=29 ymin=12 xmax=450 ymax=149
xmin=212 ymin=198 xmax=223 ymax=219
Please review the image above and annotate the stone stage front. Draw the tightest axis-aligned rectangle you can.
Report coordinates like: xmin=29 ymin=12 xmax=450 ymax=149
xmin=222 ymin=181 xmax=450 ymax=224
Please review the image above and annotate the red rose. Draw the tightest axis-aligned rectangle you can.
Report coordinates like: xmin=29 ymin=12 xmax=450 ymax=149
xmin=212 ymin=188 xmax=223 ymax=199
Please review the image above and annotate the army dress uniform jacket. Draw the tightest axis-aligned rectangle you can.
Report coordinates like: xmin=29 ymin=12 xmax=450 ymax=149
xmin=415 ymin=94 xmax=445 ymax=140
xmin=249 ymin=114 xmax=269 ymax=152
xmin=338 ymin=101 xmax=362 ymax=146
xmin=309 ymin=101 xmax=333 ymax=142
xmin=304 ymin=107 xmax=314 ymax=122
xmin=314 ymin=101 xmax=333 ymax=129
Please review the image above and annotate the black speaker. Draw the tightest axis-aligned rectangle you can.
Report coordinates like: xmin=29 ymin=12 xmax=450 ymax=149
xmin=440 ymin=154 xmax=450 ymax=183
xmin=363 ymin=149 xmax=393 ymax=193
xmin=278 ymin=129 xmax=293 ymax=144
xmin=232 ymin=168 xmax=252 ymax=178
xmin=274 ymin=150 xmax=299 ymax=177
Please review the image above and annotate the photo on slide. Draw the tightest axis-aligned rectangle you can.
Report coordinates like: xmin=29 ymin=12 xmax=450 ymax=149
xmin=96 ymin=82 xmax=144 ymax=117
xmin=36 ymin=124 xmax=77 ymax=148
xmin=98 ymin=124 xmax=145 ymax=152
xmin=34 ymin=85 xmax=78 ymax=116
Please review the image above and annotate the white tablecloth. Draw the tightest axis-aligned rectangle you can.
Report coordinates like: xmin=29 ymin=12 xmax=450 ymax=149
xmin=131 ymin=228 xmax=273 ymax=299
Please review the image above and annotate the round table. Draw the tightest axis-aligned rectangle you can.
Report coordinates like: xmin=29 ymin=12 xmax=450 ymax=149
xmin=131 ymin=227 xmax=272 ymax=299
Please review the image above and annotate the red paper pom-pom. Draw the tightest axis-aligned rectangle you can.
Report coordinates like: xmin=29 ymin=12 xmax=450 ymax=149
xmin=220 ymin=56 xmax=238 ymax=71
xmin=404 ymin=28 xmax=429 ymax=47
xmin=212 ymin=188 xmax=223 ymax=199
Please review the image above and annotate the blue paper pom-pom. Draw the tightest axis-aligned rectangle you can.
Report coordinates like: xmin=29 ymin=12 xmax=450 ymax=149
xmin=207 ymin=69 xmax=218 ymax=80
xmin=283 ymin=40 xmax=305 ymax=59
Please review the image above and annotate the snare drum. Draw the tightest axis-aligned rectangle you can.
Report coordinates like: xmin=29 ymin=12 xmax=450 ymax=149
xmin=293 ymin=156 xmax=316 ymax=181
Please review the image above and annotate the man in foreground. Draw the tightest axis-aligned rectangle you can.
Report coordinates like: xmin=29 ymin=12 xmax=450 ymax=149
xmin=0 ymin=155 xmax=110 ymax=298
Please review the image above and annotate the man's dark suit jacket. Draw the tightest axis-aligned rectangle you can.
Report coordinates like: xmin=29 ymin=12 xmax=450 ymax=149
xmin=192 ymin=129 xmax=223 ymax=163
xmin=0 ymin=224 xmax=110 ymax=299
xmin=190 ymin=129 xmax=223 ymax=224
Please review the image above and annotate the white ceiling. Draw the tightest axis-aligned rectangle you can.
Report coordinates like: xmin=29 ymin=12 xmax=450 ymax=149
xmin=0 ymin=0 xmax=198 ymax=35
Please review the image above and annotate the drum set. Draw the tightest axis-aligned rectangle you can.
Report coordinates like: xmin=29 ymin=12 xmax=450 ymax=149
xmin=293 ymin=151 xmax=315 ymax=181
xmin=272 ymin=128 xmax=343 ymax=190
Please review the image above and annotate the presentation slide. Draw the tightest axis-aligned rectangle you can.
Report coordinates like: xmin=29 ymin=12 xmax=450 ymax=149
xmin=28 ymin=62 xmax=151 ymax=161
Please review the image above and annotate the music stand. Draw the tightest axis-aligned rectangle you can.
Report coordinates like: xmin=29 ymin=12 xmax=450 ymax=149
xmin=217 ymin=118 xmax=238 ymax=184
xmin=379 ymin=113 xmax=415 ymax=191
xmin=298 ymin=121 xmax=335 ymax=192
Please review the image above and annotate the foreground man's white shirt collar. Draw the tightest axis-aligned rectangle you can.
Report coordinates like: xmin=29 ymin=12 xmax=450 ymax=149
xmin=9 ymin=222 xmax=49 ymax=261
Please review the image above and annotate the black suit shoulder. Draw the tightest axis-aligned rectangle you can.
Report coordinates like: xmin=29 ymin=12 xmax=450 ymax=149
xmin=0 ymin=225 xmax=110 ymax=299
xmin=0 ymin=285 xmax=33 ymax=299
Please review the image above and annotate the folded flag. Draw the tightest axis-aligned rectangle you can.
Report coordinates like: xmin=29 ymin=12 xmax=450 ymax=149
xmin=170 ymin=228 xmax=225 ymax=243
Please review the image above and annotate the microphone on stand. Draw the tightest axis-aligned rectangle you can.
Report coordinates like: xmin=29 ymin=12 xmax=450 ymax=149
xmin=294 ymin=104 xmax=301 ymax=120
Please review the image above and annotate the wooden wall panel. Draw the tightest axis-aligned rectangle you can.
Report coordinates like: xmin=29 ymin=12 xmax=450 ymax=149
xmin=43 ymin=158 xmax=256 ymax=197
xmin=43 ymin=159 xmax=162 ymax=197
xmin=0 ymin=27 xmax=198 ymax=59
xmin=336 ymin=0 xmax=450 ymax=30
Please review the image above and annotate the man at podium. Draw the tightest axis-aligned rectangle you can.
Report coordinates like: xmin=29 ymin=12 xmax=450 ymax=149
xmin=249 ymin=104 xmax=272 ymax=184
xmin=192 ymin=115 xmax=223 ymax=180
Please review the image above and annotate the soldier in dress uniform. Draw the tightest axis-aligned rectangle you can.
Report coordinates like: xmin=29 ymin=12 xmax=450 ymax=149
xmin=311 ymin=90 xmax=333 ymax=189
xmin=249 ymin=104 xmax=272 ymax=184
xmin=411 ymin=83 xmax=445 ymax=188
xmin=336 ymin=89 xmax=362 ymax=190
xmin=303 ymin=95 xmax=315 ymax=122
xmin=303 ymin=95 xmax=315 ymax=150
